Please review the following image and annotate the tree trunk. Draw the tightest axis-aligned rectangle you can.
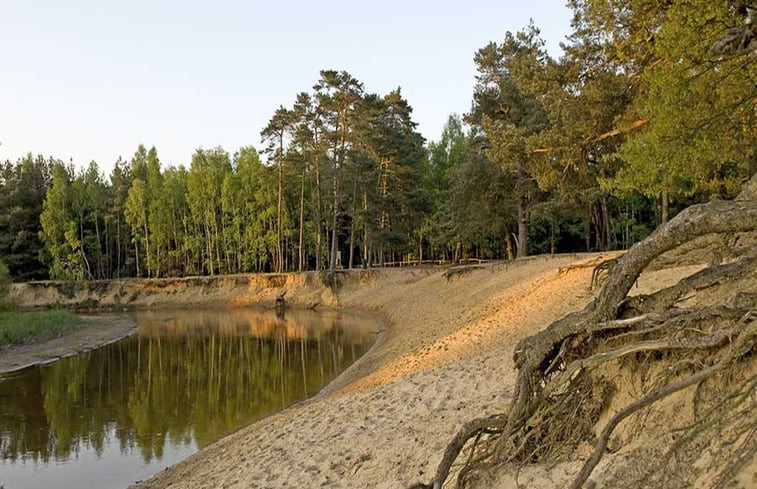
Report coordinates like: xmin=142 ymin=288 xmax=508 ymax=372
xmin=419 ymin=232 xmax=423 ymax=264
xmin=94 ymin=212 xmax=103 ymax=279
xmin=329 ymin=111 xmax=349 ymax=277
xmin=134 ymin=240 xmax=140 ymax=277
xmin=348 ymin=180 xmax=357 ymax=269
xmin=601 ymin=193 xmax=611 ymax=251
xmin=104 ymin=219 xmax=110 ymax=279
xmin=550 ymin=217 xmax=556 ymax=255
xmin=276 ymin=136 xmax=284 ymax=273
xmin=329 ymin=151 xmax=341 ymax=277
xmin=116 ymin=218 xmax=121 ymax=279
xmin=143 ymin=210 xmax=150 ymax=278
xmin=516 ymin=187 xmax=529 ymax=258
xmin=661 ymin=186 xmax=669 ymax=224
xmin=213 ymin=213 xmax=222 ymax=275
xmin=362 ymin=191 xmax=369 ymax=268
xmin=298 ymin=167 xmax=305 ymax=272
xmin=585 ymin=200 xmax=592 ymax=251
xmin=314 ymin=156 xmax=323 ymax=271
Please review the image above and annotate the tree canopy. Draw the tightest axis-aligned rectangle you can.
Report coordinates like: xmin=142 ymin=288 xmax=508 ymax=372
xmin=0 ymin=2 xmax=753 ymax=281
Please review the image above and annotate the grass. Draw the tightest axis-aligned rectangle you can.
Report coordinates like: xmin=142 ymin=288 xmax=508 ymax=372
xmin=0 ymin=309 xmax=86 ymax=347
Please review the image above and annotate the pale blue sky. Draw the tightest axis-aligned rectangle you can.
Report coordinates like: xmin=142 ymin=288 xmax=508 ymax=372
xmin=0 ymin=0 xmax=573 ymax=173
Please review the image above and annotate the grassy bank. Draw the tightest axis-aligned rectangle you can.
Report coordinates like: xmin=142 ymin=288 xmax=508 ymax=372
xmin=0 ymin=310 xmax=86 ymax=346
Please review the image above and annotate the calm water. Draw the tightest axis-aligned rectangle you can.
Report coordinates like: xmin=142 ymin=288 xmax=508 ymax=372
xmin=0 ymin=308 xmax=377 ymax=489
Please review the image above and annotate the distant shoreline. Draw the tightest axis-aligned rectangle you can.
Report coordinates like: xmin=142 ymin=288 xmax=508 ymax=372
xmin=0 ymin=315 xmax=138 ymax=374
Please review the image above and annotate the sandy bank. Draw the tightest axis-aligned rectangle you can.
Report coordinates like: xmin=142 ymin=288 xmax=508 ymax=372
xmin=11 ymin=272 xmax=341 ymax=311
xmin=0 ymin=316 xmax=138 ymax=374
xmin=127 ymin=253 xmax=638 ymax=489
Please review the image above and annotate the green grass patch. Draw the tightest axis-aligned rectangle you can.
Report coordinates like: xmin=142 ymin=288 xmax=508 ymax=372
xmin=0 ymin=309 xmax=86 ymax=346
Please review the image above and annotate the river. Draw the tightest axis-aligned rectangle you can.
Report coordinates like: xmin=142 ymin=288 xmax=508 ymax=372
xmin=0 ymin=308 xmax=377 ymax=489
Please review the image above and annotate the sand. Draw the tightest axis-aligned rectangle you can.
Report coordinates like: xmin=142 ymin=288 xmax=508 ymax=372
xmin=0 ymin=315 xmax=138 ymax=374
xmin=5 ymin=253 xmax=712 ymax=488
xmin=131 ymin=253 xmax=635 ymax=489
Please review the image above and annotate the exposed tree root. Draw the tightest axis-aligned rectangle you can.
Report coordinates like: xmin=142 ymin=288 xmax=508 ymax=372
xmin=621 ymin=256 xmax=757 ymax=315
xmin=569 ymin=318 xmax=755 ymax=489
xmin=590 ymin=258 xmax=616 ymax=290
xmin=412 ymin=187 xmax=757 ymax=489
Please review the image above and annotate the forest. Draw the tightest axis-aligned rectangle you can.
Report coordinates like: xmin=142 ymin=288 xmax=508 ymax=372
xmin=0 ymin=0 xmax=754 ymax=282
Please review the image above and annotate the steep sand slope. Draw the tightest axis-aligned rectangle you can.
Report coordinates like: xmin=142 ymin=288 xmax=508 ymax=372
xmin=132 ymin=253 xmax=624 ymax=489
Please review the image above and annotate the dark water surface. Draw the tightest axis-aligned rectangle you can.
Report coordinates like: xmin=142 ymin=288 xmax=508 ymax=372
xmin=0 ymin=308 xmax=377 ymax=489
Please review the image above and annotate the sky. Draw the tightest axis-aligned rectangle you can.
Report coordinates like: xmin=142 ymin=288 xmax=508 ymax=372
xmin=0 ymin=0 xmax=574 ymax=174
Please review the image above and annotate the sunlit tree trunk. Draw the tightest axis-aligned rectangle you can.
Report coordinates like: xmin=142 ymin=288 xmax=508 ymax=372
xmin=298 ymin=167 xmax=305 ymax=272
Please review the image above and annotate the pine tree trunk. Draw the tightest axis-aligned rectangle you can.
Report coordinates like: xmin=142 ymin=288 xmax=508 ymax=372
xmin=277 ymin=138 xmax=283 ymax=273
xmin=419 ymin=233 xmax=423 ymax=264
xmin=550 ymin=217 xmax=556 ymax=255
xmin=362 ymin=191 xmax=369 ymax=268
xmin=601 ymin=193 xmax=611 ymax=251
xmin=116 ymin=218 xmax=121 ymax=279
xmin=516 ymin=187 xmax=529 ymax=258
xmin=661 ymin=187 xmax=669 ymax=224
xmin=585 ymin=201 xmax=592 ymax=251
xmin=298 ymin=168 xmax=305 ymax=272
xmin=329 ymin=117 xmax=347 ymax=277
xmin=329 ymin=158 xmax=340 ymax=277
xmin=348 ymin=181 xmax=357 ymax=269
xmin=314 ymin=159 xmax=323 ymax=271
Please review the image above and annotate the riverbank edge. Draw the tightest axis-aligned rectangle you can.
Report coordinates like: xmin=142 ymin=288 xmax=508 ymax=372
xmin=2 ymin=267 xmax=430 ymax=385
xmin=0 ymin=315 xmax=140 ymax=374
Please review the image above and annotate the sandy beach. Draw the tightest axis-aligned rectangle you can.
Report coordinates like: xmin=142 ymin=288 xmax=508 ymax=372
xmin=130 ymin=253 xmax=637 ymax=489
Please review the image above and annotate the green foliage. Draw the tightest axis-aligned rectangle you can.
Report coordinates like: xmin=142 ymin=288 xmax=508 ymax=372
xmin=0 ymin=155 xmax=52 ymax=280
xmin=0 ymin=260 xmax=11 ymax=310
xmin=614 ymin=1 xmax=756 ymax=203
xmin=0 ymin=309 xmax=83 ymax=346
xmin=3 ymin=2 xmax=753 ymax=278
xmin=39 ymin=163 xmax=83 ymax=280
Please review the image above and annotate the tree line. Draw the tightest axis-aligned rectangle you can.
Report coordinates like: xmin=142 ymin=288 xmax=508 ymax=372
xmin=1 ymin=1 xmax=753 ymax=281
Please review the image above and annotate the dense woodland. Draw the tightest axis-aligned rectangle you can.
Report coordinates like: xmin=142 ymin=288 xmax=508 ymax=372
xmin=1 ymin=1 xmax=754 ymax=281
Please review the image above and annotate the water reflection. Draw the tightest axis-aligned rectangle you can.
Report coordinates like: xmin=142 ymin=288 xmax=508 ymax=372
xmin=0 ymin=308 xmax=376 ymax=489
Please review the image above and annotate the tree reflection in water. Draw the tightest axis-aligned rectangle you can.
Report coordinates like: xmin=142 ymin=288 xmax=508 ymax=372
xmin=0 ymin=308 xmax=375 ymax=488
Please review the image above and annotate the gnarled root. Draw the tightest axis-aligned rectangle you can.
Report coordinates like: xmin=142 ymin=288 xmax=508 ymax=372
xmin=413 ymin=193 xmax=757 ymax=489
